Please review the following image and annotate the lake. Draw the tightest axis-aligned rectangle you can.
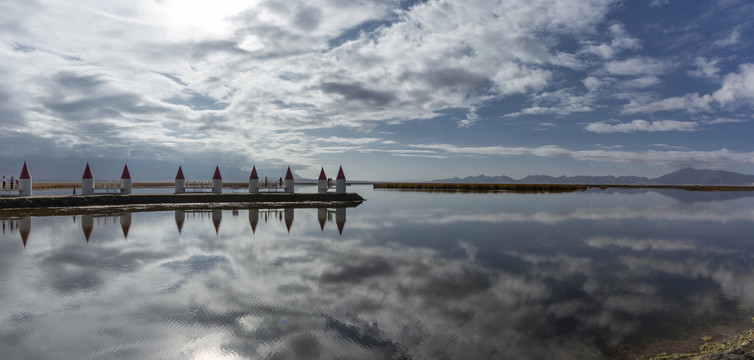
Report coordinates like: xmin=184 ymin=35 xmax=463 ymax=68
xmin=2 ymin=185 xmax=754 ymax=359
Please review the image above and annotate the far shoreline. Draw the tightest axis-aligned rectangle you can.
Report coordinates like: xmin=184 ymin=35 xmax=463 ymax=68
xmin=372 ymin=182 xmax=754 ymax=192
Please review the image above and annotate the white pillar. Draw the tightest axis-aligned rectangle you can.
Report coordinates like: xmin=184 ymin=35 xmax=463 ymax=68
xmin=19 ymin=161 xmax=32 ymax=196
xmin=120 ymin=164 xmax=132 ymax=194
xmin=82 ymin=163 xmax=94 ymax=195
xmin=212 ymin=166 xmax=223 ymax=194
xmin=284 ymin=166 xmax=294 ymax=194
xmin=317 ymin=167 xmax=328 ymax=194
xmin=249 ymin=166 xmax=259 ymax=193
xmin=175 ymin=166 xmax=185 ymax=194
xmin=336 ymin=166 xmax=346 ymax=194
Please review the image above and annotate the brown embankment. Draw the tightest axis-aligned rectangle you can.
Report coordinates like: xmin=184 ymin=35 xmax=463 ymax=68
xmin=0 ymin=192 xmax=365 ymax=211
xmin=373 ymin=183 xmax=754 ymax=192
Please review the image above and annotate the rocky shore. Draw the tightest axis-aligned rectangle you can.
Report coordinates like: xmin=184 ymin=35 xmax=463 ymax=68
xmin=645 ymin=327 xmax=754 ymax=360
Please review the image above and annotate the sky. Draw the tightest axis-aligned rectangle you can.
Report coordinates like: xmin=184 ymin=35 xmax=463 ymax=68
xmin=1 ymin=0 xmax=753 ymax=181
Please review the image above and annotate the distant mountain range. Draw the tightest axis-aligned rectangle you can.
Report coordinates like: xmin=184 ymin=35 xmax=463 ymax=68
xmin=432 ymin=168 xmax=754 ymax=186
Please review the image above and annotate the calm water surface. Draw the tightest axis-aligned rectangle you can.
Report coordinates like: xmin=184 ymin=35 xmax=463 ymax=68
xmin=2 ymin=185 xmax=754 ymax=359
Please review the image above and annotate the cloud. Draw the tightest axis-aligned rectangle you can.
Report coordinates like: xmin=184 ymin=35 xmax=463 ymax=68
xmin=585 ymin=119 xmax=698 ymax=133
xmin=688 ymin=57 xmax=720 ymax=79
xmin=320 ymin=82 xmax=396 ymax=106
xmin=714 ymin=27 xmax=741 ymax=47
xmin=618 ymin=75 xmax=660 ymax=89
xmin=458 ymin=106 xmax=479 ymax=128
xmin=582 ymin=23 xmax=641 ymax=59
xmin=0 ymin=0 xmax=623 ymax=172
xmin=506 ymin=88 xmax=595 ymax=117
xmin=622 ymin=93 xmax=712 ymax=114
xmin=603 ymin=57 xmax=671 ymax=76
xmin=623 ymin=63 xmax=754 ymax=114
xmin=410 ymin=143 xmax=754 ymax=168
xmin=712 ymin=63 xmax=754 ymax=106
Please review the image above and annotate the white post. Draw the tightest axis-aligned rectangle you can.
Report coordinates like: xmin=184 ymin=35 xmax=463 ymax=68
xmin=175 ymin=166 xmax=185 ymax=194
xmin=120 ymin=164 xmax=132 ymax=194
xmin=336 ymin=166 xmax=346 ymax=194
xmin=19 ymin=161 xmax=32 ymax=196
xmin=82 ymin=163 xmax=94 ymax=195
xmin=284 ymin=166 xmax=294 ymax=194
xmin=212 ymin=166 xmax=223 ymax=194
xmin=249 ymin=166 xmax=259 ymax=194
xmin=317 ymin=167 xmax=328 ymax=194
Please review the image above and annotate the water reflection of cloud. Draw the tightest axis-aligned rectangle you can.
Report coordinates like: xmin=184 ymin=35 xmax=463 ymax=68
xmin=396 ymin=202 xmax=754 ymax=225
xmin=2 ymin=204 xmax=754 ymax=359
xmin=586 ymin=236 xmax=697 ymax=251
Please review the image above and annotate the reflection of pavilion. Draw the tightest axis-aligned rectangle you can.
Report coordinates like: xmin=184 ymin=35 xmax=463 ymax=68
xmin=78 ymin=213 xmax=132 ymax=242
xmin=1 ymin=217 xmax=31 ymax=247
xmin=213 ymin=209 xmax=222 ymax=234
xmin=250 ymin=208 xmax=348 ymax=234
xmin=173 ymin=209 xmax=224 ymax=234
xmin=5 ymin=206 xmax=349 ymax=247
xmin=317 ymin=207 xmax=347 ymax=235
xmin=247 ymin=208 xmax=296 ymax=233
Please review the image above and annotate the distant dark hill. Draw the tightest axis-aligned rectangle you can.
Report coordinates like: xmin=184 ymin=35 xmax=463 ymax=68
xmin=432 ymin=174 xmax=652 ymax=185
xmin=652 ymin=167 xmax=754 ymax=185
xmin=518 ymin=175 xmax=650 ymax=185
xmin=432 ymin=168 xmax=754 ymax=186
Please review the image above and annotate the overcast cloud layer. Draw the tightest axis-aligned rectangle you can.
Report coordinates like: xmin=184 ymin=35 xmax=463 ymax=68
xmin=1 ymin=0 xmax=753 ymax=180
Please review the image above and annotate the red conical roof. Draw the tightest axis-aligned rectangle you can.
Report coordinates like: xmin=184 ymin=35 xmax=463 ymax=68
xmin=336 ymin=166 xmax=345 ymax=180
xmin=318 ymin=167 xmax=327 ymax=180
xmin=19 ymin=161 xmax=31 ymax=179
xmin=175 ymin=166 xmax=185 ymax=180
xmin=285 ymin=166 xmax=294 ymax=180
xmin=250 ymin=166 xmax=258 ymax=180
xmin=82 ymin=163 xmax=93 ymax=179
xmin=213 ymin=166 xmax=222 ymax=180
xmin=120 ymin=164 xmax=131 ymax=179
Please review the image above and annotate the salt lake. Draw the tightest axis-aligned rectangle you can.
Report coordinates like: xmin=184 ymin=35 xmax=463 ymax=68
xmin=2 ymin=185 xmax=754 ymax=359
